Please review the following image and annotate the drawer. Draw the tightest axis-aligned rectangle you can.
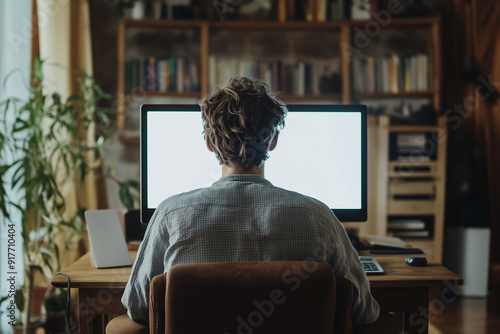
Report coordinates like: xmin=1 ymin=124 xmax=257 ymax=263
xmin=389 ymin=181 xmax=435 ymax=198
xmin=388 ymin=162 xmax=438 ymax=178
xmin=387 ymin=199 xmax=436 ymax=215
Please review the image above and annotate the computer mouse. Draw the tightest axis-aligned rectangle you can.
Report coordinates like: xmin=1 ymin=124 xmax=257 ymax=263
xmin=405 ymin=257 xmax=427 ymax=267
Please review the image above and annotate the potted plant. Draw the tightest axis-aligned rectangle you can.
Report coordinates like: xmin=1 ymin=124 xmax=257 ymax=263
xmin=0 ymin=57 xmax=137 ymax=333
xmin=41 ymin=286 xmax=67 ymax=334
xmin=0 ymin=288 xmax=40 ymax=334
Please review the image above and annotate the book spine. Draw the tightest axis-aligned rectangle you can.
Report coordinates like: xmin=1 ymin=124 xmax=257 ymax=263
xmin=208 ymin=55 xmax=216 ymax=90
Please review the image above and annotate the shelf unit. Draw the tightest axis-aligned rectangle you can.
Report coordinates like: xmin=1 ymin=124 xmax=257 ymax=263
xmin=116 ymin=15 xmax=442 ymax=129
xmin=115 ymin=6 xmax=445 ymax=261
xmin=375 ymin=115 xmax=447 ymax=262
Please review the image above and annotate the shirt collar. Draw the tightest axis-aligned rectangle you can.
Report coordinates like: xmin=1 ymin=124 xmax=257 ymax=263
xmin=212 ymin=174 xmax=274 ymax=187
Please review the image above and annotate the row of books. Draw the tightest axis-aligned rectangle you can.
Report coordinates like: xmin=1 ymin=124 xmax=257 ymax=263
xmin=351 ymin=54 xmax=430 ymax=94
xmin=388 ymin=218 xmax=432 ymax=238
xmin=125 ymin=57 xmax=201 ymax=92
xmin=209 ymin=56 xmax=341 ymax=95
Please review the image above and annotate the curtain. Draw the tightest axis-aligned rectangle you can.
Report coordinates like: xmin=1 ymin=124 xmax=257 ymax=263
xmin=443 ymin=0 xmax=500 ymax=263
xmin=469 ymin=0 xmax=500 ymax=263
xmin=36 ymin=0 xmax=96 ymax=267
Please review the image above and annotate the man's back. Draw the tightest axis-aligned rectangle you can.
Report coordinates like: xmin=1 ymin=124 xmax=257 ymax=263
xmin=163 ymin=174 xmax=336 ymax=267
xmin=123 ymin=174 xmax=379 ymax=325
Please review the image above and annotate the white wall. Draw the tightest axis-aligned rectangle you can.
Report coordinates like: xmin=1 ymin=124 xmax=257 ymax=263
xmin=0 ymin=0 xmax=32 ymax=331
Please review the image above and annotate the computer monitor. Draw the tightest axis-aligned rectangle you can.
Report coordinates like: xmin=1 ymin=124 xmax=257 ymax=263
xmin=141 ymin=104 xmax=367 ymax=223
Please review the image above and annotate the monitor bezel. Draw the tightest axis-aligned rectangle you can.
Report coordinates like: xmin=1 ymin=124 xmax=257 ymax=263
xmin=141 ymin=104 xmax=367 ymax=224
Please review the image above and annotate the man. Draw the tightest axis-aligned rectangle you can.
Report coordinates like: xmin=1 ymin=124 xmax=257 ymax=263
xmin=122 ymin=77 xmax=379 ymax=326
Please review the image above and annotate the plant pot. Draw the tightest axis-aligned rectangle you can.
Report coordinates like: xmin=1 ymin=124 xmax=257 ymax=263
xmin=43 ymin=311 xmax=67 ymax=334
xmin=12 ymin=322 xmax=40 ymax=334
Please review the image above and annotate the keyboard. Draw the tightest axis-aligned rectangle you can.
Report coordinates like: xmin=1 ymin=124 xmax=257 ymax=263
xmin=359 ymin=256 xmax=384 ymax=274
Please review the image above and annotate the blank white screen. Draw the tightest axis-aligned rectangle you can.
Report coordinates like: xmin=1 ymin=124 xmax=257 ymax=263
xmin=147 ymin=111 xmax=361 ymax=209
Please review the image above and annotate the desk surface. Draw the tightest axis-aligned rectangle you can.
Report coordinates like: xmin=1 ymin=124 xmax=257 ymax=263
xmin=51 ymin=251 xmax=463 ymax=289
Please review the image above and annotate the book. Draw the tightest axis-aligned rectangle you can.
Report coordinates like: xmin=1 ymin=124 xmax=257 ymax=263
xmin=317 ymin=0 xmax=327 ymax=21
xmin=168 ymin=58 xmax=176 ymax=91
xmin=392 ymin=230 xmax=430 ymax=238
xmin=388 ymin=220 xmax=426 ymax=230
xmin=362 ymin=235 xmax=410 ymax=249
xmin=177 ymin=57 xmax=184 ymax=93
xmin=149 ymin=57 xmax=157 ymax=91
xmin=125 ymin=60 xmax=133 ymax=90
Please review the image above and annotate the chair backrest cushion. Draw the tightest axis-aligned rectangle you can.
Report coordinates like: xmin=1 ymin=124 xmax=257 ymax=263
xmin=150 ymin=261 xmax=353 ymax=334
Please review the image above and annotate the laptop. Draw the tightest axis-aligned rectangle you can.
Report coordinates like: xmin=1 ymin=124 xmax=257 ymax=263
xmin=85 ymin=209 xmax=133 ymax=269
xmin=359 ymin=256 xmax=384 ymax=274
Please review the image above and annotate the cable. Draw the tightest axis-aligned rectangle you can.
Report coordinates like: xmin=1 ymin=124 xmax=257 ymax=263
xmin=56 ymin=272 xmax=73 ymax=334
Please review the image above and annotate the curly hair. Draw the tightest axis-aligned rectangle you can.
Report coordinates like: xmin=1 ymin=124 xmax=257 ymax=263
xmin=200 ymin=77 xmax=287 ymax=169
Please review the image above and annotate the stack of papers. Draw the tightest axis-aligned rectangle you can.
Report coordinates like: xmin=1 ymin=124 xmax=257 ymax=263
xmin=362 ymin=235 xmax=410 ymax=249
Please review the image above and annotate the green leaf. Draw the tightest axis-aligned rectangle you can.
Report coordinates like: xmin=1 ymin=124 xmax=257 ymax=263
xmin=0 ymin=295 xmax=9 ymax=306
xmin=15 ymin=289 xmax=25 ymax=312
xmin=53 ymin=243 xmax=61 ymax=272
xmin=39 ymin=247 xmax=52 ymax=257
xmin=119 ymin=181 xmax=134 ymax=210
xmin=128 ymin=180 xmax=140 ymax=190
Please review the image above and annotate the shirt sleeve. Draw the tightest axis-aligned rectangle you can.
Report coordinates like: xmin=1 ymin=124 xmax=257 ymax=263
xmin=121 ymin=207 xmax=169 ymax=323
xmin=326 ymin=214 xmax=380 ymax=326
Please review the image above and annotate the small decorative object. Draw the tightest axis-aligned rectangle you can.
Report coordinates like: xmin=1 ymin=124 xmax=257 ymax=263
xmin=238 ymin=0 xmax=273 ymax=19
xmin=351 ymin=0 xmax=371 ymax=20
xmin=131 ymin=0 xmax=145 ymax=19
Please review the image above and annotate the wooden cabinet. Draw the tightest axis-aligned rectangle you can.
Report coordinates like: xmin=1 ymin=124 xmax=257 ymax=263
xmin=115 ymin=5 xmax=445 ymax=261
xmin=374 ymin=115 xmax=447 ymax=262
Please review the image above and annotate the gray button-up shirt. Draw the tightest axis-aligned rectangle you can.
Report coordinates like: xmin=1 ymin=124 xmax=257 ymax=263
xmin=122 ymin=174 xmax=379 ymax=325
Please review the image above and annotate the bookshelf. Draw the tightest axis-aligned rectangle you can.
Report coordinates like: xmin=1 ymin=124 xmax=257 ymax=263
xmin=114 ymin=2 xmax=445 ymax=261
xmin=374 ymin=115 xmax=447 ymax=262
xmin=116 ymin=14 xmax=442 ymax=128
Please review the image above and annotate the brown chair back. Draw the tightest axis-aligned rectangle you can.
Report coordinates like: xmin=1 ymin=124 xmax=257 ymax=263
xmin=149 ymin=261 xmax=353 ymax=334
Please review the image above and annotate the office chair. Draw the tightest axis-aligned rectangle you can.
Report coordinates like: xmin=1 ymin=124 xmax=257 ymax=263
xmin=106 ymin=261 xmax=354 ymax=334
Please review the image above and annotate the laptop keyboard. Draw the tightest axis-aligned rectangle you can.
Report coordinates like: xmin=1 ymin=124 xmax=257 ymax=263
xmin=359 ymin=256 xmax=384 ymax=274
xmin=362 ymin=262 xmax=380 ymax=272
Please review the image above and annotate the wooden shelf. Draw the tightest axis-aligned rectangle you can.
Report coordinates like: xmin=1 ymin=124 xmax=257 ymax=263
xmin=125 ymin=90 xmax=201 ymax=98
xmin=388 ymin=161 xmax=439 ymax=178
xmin=348 ymin=16 xmax=440 ymax=28
xmin=387 ymin=199 xmax=436 ymax=215
xmin=120 ymin=16 xmax=440 ymax=30
xmin=275 ymin=93 xmax=342 ymax=101
xmin=354 ymin=91 xmax=434 ymax=99
xmin=211 ymin=21 xmax=345 ymax=30
xmin=388 ymin=124 xmax=440 ymax=132
xmin=377 ymin=116 xmax=447 ymax=262
xmin=122 ymin=18 xmax=205 ymax=29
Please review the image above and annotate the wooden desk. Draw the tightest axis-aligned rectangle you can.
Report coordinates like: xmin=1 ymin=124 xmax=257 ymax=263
xmin=52 ymin=251 xmax=463 ymax=334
